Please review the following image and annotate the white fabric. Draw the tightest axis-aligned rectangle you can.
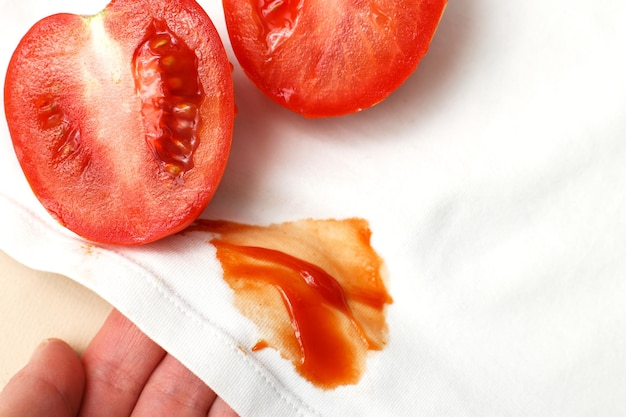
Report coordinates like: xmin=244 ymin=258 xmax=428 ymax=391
xmin=2 ymin=0 xmax=626 ymax=415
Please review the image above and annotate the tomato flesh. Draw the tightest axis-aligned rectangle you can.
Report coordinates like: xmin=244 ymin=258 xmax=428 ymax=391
xmin=223 ymin=0 xmax=447 ymax=117
xmin=4 ymin=0 xmax=234 ymax=245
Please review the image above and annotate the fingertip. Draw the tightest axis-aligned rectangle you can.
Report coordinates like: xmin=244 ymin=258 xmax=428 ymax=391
xmin=32 ymin=337 xmax=76 ymax=360
xmin=0 ymin=338 xmax=85 ymax=417
xmin=33 ymin=338 xmax=85 ymax=384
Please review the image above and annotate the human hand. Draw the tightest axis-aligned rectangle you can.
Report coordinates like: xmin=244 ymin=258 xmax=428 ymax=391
xmin=0 ymin=309 xmax=239 ymax=417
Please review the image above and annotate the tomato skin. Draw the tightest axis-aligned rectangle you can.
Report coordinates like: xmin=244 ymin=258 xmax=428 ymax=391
xmin=223 ymin=0 xmax=447 ymax=117
xmin=4 ymin=0 xmax=235 ymax=245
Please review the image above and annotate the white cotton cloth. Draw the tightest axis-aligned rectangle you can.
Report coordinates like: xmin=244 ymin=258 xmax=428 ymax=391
xmin=2 ymin=0 xmax=626 ymax=415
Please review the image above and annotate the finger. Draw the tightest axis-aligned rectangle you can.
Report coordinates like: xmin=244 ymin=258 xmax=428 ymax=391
xmin=207 ymin=396 xmax=240 ymax=417
xmin=0 ymin=339 xmax=84 ymax=417
xmin=79 ymin=309 xmax=166 ymax=417
xmin=130 ymin=354 xmax=217 ymax=417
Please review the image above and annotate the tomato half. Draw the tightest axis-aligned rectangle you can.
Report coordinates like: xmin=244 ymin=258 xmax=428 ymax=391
xmin=4 ymin=0 xmax=235 ymax=245
xmin=223 ymin=0 xmax=447 ymax=117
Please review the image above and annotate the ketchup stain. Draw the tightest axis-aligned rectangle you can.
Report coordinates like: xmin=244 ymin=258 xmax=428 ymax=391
xmin=187 ymin=218 xmax=392 ymax=389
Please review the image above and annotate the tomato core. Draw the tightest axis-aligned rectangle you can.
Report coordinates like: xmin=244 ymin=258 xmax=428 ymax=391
xmin=133 ymin=19 xmax=203 ymax=180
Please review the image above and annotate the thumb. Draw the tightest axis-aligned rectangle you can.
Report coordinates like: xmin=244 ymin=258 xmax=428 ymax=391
xmin=0 ymin=339 xmax=85 ymax=417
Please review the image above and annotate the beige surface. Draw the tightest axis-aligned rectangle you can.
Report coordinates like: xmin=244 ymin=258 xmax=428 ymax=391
xmin=0 ymin=250 xmax=112 ymax=389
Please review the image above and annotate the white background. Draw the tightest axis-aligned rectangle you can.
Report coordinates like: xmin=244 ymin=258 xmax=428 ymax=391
xmin=2 ymin=0 xmax=626 ymax=416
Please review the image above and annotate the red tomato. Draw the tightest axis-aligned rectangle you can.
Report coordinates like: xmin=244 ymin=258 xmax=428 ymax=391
xmin=4 ymin=0 xmax=235 ymax=245
xmin=223 ymin=0 xmax=447 ymax=117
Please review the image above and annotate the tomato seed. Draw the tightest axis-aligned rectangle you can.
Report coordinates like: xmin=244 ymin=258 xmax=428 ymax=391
xmin=148 ymin=34 xmax=172 ymax=52
xmin=170 ymin=102 xmax=197 ymax=120
xmin=257 ymin=0 xmax=302 ymax=52
xmin=36 ymin=95 xmax=64 ymax=129
xmin=161 ymin=55 xmax=176 ymax=67
xmin=133 ymin=19 xmax=203 ymax=180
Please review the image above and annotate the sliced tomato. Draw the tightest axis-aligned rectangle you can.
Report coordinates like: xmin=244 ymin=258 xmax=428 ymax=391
xmin=4 ymin=0 xmax=235 ymax=245
xmin=223 ymin=0 xmax=447 ymax=117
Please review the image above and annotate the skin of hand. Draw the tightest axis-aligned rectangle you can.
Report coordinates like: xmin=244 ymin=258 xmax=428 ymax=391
xmin=0 ymin=309 xmax=239 ymax=417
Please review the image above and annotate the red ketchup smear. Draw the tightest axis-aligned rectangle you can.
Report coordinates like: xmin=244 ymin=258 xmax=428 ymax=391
xmin=187 ymin=218 xmax=392 ymax=389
